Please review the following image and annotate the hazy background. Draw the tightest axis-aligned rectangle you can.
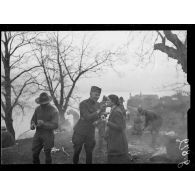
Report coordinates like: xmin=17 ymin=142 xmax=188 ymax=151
xmin=2 ymin=31 xmax=188 ymax=139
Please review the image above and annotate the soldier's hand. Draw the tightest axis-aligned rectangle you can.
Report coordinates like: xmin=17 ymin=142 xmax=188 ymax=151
xmin=37 ymin=120 xmax=44 ymax=127
xmin=96 ymin=109 xmax=101 ymax=114
xmin=30 ymin=122 xmax=36 ymax=130
xmin=100 ymin=104 xmax=106 ymax=111
xmin=102 ymin=111 xmax=110 ymax=116
xmin=93 ymin=120 xmax=98 ymax=126
xmin=101 ymin=116 xmax=108 ymax=123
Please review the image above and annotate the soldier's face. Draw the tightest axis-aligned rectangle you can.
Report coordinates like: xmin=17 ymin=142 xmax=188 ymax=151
xmin=90 ymin=91 xmax=100 ymax=102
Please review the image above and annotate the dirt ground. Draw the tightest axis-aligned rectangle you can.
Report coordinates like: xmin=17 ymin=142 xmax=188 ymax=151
xmin=1 ymin=127 xmax=184 ymax=164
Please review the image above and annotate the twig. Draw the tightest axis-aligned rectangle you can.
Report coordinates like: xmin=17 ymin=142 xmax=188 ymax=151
xmin=62 ymin=146 xmax=70 ymax=157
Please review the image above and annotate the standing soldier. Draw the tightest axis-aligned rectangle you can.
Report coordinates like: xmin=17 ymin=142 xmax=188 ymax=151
xmin=137 ymin=107 xmax=162 ymax=148
xmin=132 ymin=111 xmax=144 ymax=135
xmin=72 ymin=86 xmax=105 ymax=164
xmin=30 ymin=92 xmax=59 ymax=164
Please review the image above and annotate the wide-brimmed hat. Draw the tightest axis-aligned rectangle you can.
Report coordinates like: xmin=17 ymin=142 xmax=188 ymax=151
xmin=35 ymin=92 xmax=52 ymax=104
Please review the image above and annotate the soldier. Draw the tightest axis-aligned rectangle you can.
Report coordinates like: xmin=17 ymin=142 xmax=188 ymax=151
xmin=30 ymin=92 xmax=59 ymax=164
xmin=72 ymin=86 xmax=106 ymax=164
xmin=132 ymin=111 xmax=144 ymax=135
xmin=137 ymin=107 xmax=163 ymax=148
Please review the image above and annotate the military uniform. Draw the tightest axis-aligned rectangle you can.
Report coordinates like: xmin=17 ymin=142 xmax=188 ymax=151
xmin=31 ymin=102 xmax=59 ymax=164
xmin=72 ymin=98 xmax=101 ymax=164
xmin=132 ymin=112 xmax=144 ymax=135
xmin=144 ymin=110 xmax=162 ymax=132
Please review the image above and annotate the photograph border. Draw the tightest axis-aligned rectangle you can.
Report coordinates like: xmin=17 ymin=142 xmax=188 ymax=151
xmin=1 ymin=24 xmax=194 ymax=171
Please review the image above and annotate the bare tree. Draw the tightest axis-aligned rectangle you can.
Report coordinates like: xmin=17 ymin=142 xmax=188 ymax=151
xmin=154 ymin=31 xmax=187 ymax=74
xmin=126 ymin=31 xmax=188 ymax=94
xmin=31 ymin=32 xmax=118 ymax=130
xmin=1 ymin=31 xmax=40 ymax=140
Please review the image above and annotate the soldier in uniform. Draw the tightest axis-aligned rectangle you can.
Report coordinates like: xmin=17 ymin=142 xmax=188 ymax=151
xmin=72 ymin=86 xmax=106 ymax=164
xmin=132 ymin=111 xmax=144 ymax=135
xmin=30 ymin=92 xmax=59 ymax=164
xmin=138 ymin=107 xmax=163 ymax=148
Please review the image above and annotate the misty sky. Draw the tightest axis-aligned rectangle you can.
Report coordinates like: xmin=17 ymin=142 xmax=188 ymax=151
xmin=74 ymin=31 xmax=188 ymax=96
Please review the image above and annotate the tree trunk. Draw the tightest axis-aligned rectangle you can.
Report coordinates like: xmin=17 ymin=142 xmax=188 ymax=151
xmin=4 ymin=113 xmax=15 ymax=141
xmin=2 ymin=35 xmax=16 ymax=141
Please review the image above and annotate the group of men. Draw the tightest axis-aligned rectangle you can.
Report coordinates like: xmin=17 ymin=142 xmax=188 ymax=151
xmin=30 ymin=86 xmax=162 ymax=164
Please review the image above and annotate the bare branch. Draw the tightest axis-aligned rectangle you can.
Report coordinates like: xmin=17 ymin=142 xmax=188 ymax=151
xmin=60 ymin=53 xmax=74 ymax=82
xmin=1 ymin=97 xmax=6 ymax=112
xmin=1 ymin=113 xmax=5 ymax=120
xmin=11 ymin=78 xmax=32 ymax=111
xmin=10 ymin=65 xmax=41 ymax=83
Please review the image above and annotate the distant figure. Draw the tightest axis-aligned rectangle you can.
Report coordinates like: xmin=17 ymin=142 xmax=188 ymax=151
xmin=30 ymin=92 xmax=59 ymax=164
xmin=126 ymin=110 xmax=131 ymax=123
xmin=132 ymin=112 xmax=144 ymax=135
xmin=1 ymin=126 xmax=15 ymax=148
xmin=119 ymin=96 xmax=126 ymax=119
xmin=102 ymin=94 xmax=129 ymax=164
xmin=67 ymin=109 xmax=80 ymax=128
xmin=138 ymin=107 xmax=163 ymax=148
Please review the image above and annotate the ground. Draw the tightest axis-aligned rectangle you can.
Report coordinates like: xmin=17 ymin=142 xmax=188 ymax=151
xmin=1 ymin=127 xmax=183 ymax=164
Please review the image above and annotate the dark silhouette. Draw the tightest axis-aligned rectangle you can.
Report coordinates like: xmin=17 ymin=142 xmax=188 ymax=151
xmin=31 ymin=92 xmax=59 ymax=164
xmin=72 ymin=86 xmax=106 ymax=164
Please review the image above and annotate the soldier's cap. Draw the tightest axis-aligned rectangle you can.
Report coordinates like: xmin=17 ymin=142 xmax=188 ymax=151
xmin=35 ymin=92 xmax=52 ymax=104
xmin=90 ymin=86 xmax=101 ymax=93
